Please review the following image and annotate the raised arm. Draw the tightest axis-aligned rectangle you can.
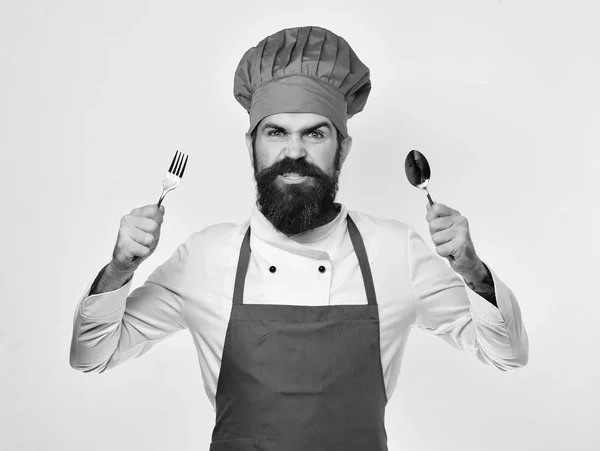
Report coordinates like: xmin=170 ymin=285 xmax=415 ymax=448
xmin=69 ymin=239 xmax=191 ymax=373
xmin=408 ymin=225 xmax=529 ymax=371
xmin=69 ymin=203 xmax=190 ymax=373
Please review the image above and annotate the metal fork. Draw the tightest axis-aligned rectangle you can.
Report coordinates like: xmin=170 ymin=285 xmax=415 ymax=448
xmin=129 ymin=151 xmax=188 ymax=265
xmin=157 ymin=150 xmax=188 ymax=207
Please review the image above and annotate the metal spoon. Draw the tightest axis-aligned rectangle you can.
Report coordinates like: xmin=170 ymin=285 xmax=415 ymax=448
xmin=405 ymin=149 xmax=434 ymax=206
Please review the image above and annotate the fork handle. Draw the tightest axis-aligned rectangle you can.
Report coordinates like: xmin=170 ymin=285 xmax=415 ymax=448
xmin=157 ymin=189 xmax=168 ymax=208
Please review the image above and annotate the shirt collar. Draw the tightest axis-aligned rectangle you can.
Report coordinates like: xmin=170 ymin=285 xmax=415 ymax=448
xmin=249 ymin=201 xmax=348 ymax=257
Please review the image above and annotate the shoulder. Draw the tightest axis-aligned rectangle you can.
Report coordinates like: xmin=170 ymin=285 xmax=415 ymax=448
xmin=347 ymin=208 xmax=411 ymax=243
xmin=345 ymin=208 xmax=416 ymax=274
xmin=182 ymin=217 xmax=250 ymax=259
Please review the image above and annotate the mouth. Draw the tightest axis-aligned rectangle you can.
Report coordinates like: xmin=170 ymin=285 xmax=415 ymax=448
xmin=279 ymin=172 xmax=310 ymax=183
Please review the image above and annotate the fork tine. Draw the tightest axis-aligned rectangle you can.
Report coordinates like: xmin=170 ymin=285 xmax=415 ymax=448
xmin=168 ymin=151 xmax=178 ymax=174
xmin=172 ymin=151 xmax=182 ymax=175
xmin=174 ymin=151 xmax=183 ymax=176
xmin=178 ymin=154 xmax=188 ymax=178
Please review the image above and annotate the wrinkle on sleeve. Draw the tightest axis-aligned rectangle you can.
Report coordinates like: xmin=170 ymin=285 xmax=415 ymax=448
xmin=70 ymin=234 xmax=195 ymax=373
xmin=407 ymin=226 xmax=528 ymax=371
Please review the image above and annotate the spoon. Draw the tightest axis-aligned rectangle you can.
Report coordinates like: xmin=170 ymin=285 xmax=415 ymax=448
xmin=405 ymin=149 xmax=434 ymax=206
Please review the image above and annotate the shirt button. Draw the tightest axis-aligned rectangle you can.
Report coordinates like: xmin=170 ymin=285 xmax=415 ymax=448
xmin=318 ymin=265 xmax=326 ymax=273
xmin=269 ymin=266 xmax=277 ymax=273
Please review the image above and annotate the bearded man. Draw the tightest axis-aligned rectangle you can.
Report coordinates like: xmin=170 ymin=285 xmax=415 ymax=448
xmin=70 ymin=26 xmax=528 ymax=451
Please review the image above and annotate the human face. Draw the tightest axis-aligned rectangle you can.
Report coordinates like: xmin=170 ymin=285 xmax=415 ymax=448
xmin=246 ymin=113 xmax=352 ymax=235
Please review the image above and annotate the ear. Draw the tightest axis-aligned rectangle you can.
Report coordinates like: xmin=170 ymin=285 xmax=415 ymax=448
xmin=245 ymin=133 xmax=254 ymax=169
xmin=339 ymin=135 xmax=353 ymax=166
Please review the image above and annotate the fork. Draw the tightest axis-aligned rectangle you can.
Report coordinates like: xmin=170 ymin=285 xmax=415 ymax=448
xmin=157 ymin=150 xmax=189 ymax=207
xmin=129 ymin=151 xmax=188 ymax=265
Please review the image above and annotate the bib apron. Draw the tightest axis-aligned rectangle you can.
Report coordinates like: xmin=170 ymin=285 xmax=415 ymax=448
xmin=209 ymin=215 xmax=388 ymax=450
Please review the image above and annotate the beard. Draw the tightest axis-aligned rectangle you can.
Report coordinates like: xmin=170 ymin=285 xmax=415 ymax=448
xmin=253 ymin=147 xmax=341 ymax=236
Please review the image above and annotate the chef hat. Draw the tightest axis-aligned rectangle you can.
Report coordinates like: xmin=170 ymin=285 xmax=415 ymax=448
xmin=233 ymin=26 xmax=371 ymax=138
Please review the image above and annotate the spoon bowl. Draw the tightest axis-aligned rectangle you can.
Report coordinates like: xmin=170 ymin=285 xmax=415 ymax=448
xmin=405 ymin=149 xmax=434 ymax=206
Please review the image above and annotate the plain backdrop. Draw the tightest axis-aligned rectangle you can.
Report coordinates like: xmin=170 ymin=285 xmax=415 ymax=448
xmin=1 ymin=1 xmax=599 ymax=450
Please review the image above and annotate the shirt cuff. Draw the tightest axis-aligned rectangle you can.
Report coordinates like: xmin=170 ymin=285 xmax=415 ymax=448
xmin=466 ymin=265 xmax=510 ymax=324
xmin=79 ymin=276 xmax=134 ymax=319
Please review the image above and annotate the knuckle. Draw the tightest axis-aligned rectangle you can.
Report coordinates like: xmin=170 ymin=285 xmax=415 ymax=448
xmin=118 ymin=224 xmax=130 ymax=237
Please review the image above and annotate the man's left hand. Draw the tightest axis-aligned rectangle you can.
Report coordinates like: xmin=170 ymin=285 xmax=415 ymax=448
xmin=425 ymin=202 xmax=485 ymax=277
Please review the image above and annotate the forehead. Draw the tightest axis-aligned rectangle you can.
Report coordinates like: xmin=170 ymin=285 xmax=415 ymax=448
xmin=258 ymin=113 xmax=333 ymax=130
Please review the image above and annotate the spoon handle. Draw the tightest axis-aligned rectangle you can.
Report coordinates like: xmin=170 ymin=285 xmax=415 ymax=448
xmin=423 ymin=187 xmax=434 ymax=206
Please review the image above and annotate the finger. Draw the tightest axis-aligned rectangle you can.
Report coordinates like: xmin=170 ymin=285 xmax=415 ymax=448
xmin=130 ymin=204 xmax=155 ymax=216
xmin=129 ymin=227 xmax=157 ymax=248
xmin=127 ymin=238 xmax=152 ymax=258
xmin=435 ymin=241 xmax=454 ymax=258
xmin=136 ymin=204 xmax=165 ymax=222
xmin=431 ymin=227 xmax=455 ymax=246
xmin=428 ymin=216 xmax=456 ymax=234
xmin=150 ymin=204 xmax=165 ymax=225
xmin=426 ymin=203 xmax=459 ymax=222
xmin=131 ymin=216 xmax=160 ymax=235
xmin=132 ymin=216 xmax=161 ymax=235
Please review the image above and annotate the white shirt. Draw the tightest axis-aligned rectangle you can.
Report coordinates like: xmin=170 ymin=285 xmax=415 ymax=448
xmin=70 ymin=203 xmax=528 ymax=410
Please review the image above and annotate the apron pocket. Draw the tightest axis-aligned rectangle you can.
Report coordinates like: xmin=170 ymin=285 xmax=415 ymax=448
xmin=209 ymin=437 xmax=261 ymax=451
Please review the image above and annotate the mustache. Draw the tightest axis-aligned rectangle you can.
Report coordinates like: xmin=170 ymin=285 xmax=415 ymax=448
xmin=260 ymin=158 xmax=326 ymax=178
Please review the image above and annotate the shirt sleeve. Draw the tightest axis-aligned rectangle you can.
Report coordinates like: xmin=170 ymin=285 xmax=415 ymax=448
xmin=69 ymin=236 xmax=193 ymax=373
xmin=407 ymin=225 xmax=529 ymax=371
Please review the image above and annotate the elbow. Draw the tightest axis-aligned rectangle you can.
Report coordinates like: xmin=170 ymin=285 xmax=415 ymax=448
xmin=69 ymin=352 xmax=110 ymax=374
xmin=488 ymin=323 xmax=530 ymax=372
xmin=495 ymin=353 xmax=528 ymax=372
xmin=476 ymin=333 xmax=529 ymax=372
xmin=508 ymin=346 xmax=529 ymax=370
xmin=514 ymin=346 xmax=529 ymax=369
xmin=69 ymin=361 xmax=110 ymax=374
xmin=493 ymin=340 xmax=529 ymax=372
xmin=507 ymin=328 xmax=530 ymax=370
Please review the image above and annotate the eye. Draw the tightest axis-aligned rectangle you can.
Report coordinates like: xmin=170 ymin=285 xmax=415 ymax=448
xmin=307 ymin=131 xmax=324 ymax=139
xmin=267 ymin=130 xmax=283 ymax=137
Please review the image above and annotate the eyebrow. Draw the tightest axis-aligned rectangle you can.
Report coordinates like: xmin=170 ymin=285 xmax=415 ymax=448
xmin=262 ymin=121 xmax=332 ymax=134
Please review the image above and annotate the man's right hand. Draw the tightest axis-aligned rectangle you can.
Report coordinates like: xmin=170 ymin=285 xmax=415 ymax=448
xmin=111 ymin=204 xmax=166 ymax=273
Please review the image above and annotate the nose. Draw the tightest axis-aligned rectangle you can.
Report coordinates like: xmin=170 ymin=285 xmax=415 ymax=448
xmin=284 ymin=134 xmax=306 ymax=159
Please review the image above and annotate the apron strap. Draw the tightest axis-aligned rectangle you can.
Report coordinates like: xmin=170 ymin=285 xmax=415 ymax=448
xmin=346 ymin=215 xmax=378 ymax=305
xmin=232 ymin=226 xmax=252 ymax=305
xmin=232 ymin=213 xmax=378 ymax=305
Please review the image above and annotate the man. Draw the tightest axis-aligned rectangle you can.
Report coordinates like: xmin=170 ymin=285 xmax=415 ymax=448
xmin=70 ymin=26 xmax=528 ymax=450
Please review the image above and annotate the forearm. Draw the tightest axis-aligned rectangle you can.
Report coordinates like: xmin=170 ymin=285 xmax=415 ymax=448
xmin=461 ymin=261 xmax=497 ymax=307
xmin=90 ymin=261 xmax=134 ymax=295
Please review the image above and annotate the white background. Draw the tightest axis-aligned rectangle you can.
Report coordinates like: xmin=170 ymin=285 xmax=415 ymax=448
xmin=1 ymin=1 xmax=599 ymax=450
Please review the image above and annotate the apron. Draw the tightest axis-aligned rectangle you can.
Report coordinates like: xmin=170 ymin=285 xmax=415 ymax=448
xmin=209 ymin=215 xmax=388 ymax=451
